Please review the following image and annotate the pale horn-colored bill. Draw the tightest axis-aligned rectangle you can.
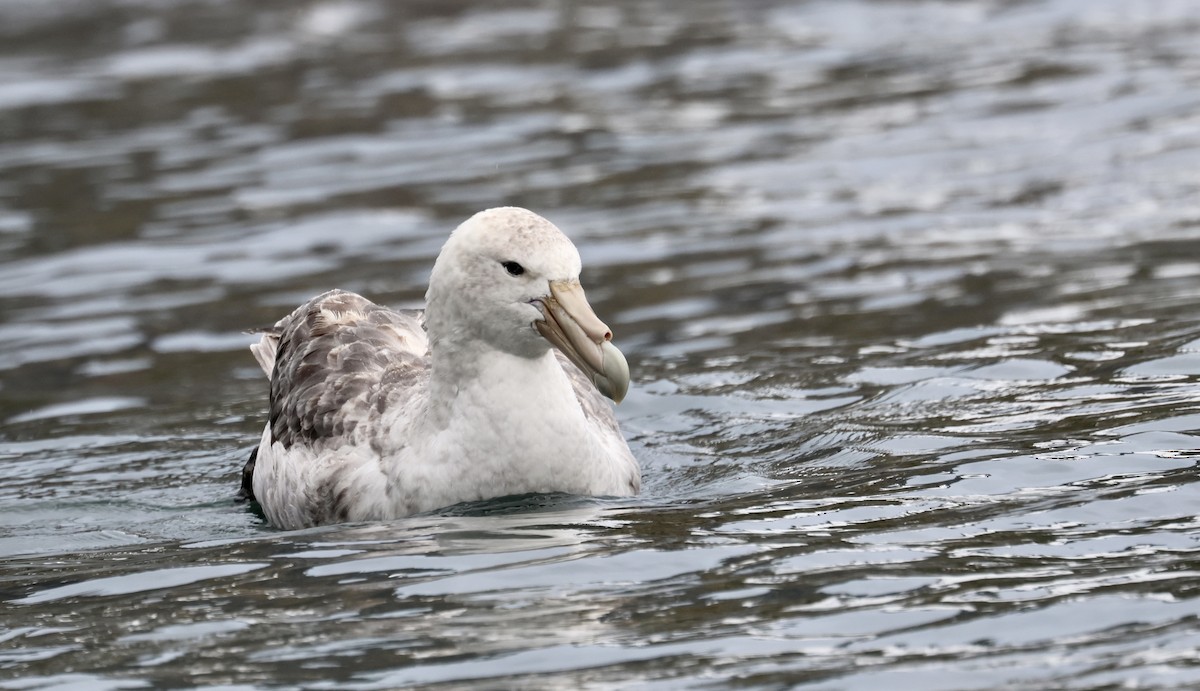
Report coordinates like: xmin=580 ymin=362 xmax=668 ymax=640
xmin=534 ymin=280 xmax=630 ymax=403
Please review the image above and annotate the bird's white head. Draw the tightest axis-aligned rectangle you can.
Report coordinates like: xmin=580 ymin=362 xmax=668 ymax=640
xmin=426 ymin=207 xmax=629 ymax=402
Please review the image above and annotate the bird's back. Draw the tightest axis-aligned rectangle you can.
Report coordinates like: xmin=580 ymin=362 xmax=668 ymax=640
xmin=242 ymin=290 xmax=428 ymax=522
xmin=260 ymin=289 xmax=428 ymax=449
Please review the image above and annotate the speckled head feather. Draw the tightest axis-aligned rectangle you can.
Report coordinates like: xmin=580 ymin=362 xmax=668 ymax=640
xmin=425 ymin=207 xmax=585 ymax=359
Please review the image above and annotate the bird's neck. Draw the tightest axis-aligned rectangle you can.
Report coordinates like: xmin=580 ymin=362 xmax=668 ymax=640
xmin=424 ymin=338 xmax=568 ymax=424
xmin=420 ymin=344 xmax=610 ymax=478
xmin=418 ymin=291 xmax=598 ymax=455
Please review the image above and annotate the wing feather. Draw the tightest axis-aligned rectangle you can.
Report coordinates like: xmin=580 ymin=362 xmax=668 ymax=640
xmin=261 ymin=289 xmax=428 ymax=451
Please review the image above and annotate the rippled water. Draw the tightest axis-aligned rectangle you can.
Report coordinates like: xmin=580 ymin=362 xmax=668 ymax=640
xmin=4 ymin=0 xmax=1200 ymax=688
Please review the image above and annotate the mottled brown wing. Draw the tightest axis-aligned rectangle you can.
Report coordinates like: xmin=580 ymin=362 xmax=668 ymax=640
xmin=265 ymin=289 xmax=428 ymax=451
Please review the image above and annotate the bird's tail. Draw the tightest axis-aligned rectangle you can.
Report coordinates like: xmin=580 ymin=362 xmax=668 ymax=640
xmin=247 ymin=327 xmax=282 ymax=379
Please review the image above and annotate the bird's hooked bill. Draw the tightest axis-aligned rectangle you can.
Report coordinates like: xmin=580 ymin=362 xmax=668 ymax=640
xmin=535 ymin=280 xmax=630 ymax=403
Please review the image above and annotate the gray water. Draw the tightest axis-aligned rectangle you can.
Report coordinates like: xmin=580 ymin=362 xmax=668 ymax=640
xmin=3 ymin=0 xmax=1200 ymax=688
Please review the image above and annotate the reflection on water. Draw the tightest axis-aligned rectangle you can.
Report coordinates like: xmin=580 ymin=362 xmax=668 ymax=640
xmin=4 ymin=0 xmax=1200 ymax=688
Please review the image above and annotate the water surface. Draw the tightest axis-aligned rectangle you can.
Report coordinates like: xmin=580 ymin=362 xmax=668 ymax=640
xmin=3 ymin=0 xmax=1200 ymax=688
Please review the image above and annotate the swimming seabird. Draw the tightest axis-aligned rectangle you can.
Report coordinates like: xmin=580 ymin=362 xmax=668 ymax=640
xmin=241 ymin=207 xmax=639 ymax=529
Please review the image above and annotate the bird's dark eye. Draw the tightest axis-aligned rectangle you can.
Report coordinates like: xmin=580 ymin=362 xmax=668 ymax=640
xmin=502 ymin=261 xmax=525 ymax=276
